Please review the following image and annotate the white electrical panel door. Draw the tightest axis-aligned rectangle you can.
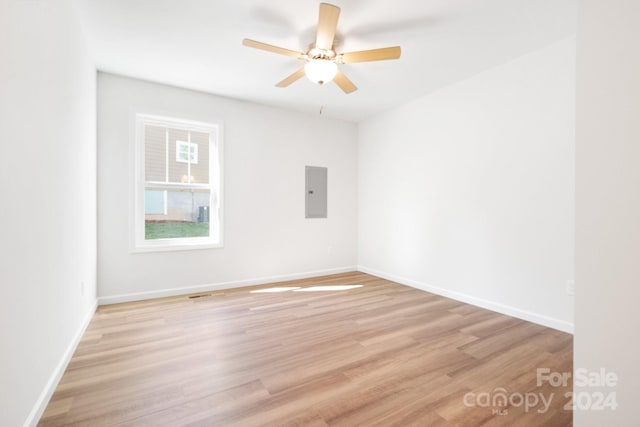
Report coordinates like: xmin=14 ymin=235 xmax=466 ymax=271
xmin=305 ymin=166 xmax=327 ymax=218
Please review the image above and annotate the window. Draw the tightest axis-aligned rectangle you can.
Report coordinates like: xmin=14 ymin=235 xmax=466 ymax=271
xmin=133 ymin=113 xmax=223 ymax=251
xmin=176 ymin=140 xmax=198 ymax=164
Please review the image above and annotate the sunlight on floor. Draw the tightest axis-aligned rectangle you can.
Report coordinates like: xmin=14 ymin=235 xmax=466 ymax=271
xmin=294 ymin=285 xmax=363 ymax=292
xmin=251 ymin=285 xmax=363 ymax=293
xmin=250 ymin=287 xmax=301 ymax=293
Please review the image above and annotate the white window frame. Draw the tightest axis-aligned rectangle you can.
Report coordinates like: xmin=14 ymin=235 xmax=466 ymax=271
xmin=131 ymin=112 xmax=224 ymax=252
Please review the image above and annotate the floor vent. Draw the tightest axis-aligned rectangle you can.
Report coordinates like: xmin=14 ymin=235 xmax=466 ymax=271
xmin=188 ymin=294 xmax=212 ymax=299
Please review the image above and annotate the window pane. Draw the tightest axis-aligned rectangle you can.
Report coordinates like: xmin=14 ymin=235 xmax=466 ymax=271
xmin=145 ymin=125 xmax=167 ymax=182
xmin=168 ymin=129 xmax=189 ymax=183
xmin=136 ymin=114 xmax=221 ymax=250
xmin=145 ymin=188 xmax=210 ymax=240
xmin=190 ymin=131 xmax=209 ymax=184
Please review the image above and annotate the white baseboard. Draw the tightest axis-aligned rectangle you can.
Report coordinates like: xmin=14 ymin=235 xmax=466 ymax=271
xmin=98 ymin=266 xmax=358 ymax=305
xmin=357 ymin=265 xmax=574 ymax=334
xmin=24 ymin=299 xmax=98 ymax=427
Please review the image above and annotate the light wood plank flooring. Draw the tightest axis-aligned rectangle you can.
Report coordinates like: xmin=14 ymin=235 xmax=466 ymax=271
xmin=40 ymin=272 xmax=573 ymax=426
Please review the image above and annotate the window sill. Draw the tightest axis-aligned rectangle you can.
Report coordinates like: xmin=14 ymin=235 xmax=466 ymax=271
xmin=131 ymin=239 xmax=224 ymax=253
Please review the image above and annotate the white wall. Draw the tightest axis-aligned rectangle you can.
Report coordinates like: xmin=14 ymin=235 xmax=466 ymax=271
xmin=575 ymin=1 xmax=640 ymax=424
xmin=98 ymin=74 xmax=357 ymax=302
xmin=358 ymin=37 xmax=576 ymax=332
xmin=0 ymin=0 xmax=97 ymax=426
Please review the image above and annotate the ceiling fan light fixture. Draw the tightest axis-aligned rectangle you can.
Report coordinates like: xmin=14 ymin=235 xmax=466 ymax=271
xmin=304 ymin=59 xmax=338 ymax=85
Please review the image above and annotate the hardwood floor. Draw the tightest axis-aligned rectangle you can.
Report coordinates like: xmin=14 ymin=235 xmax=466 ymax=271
xmin=40 ymin=272 xmax=573 ymax=426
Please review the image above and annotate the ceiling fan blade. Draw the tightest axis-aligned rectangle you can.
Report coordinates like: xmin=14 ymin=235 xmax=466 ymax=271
xmin=243 ymin=38 xmax=304 ymax=58
xmin=316 ymin=3 xmax=340 ymax=51
xmin=333 ymin=69 xmax=357 ymax=94
xmin=339 ymin=46 xmax=401 ymax=63
xmin=276 ymin=67 xmax=306 ymax=88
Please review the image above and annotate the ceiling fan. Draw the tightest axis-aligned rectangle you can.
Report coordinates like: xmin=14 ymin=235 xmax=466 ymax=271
xmin=243 ymin=2 xmax=401 ymax=94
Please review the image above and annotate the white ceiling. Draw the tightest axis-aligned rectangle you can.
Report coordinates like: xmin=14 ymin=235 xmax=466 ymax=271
xmin=74 ymin=0 xmax=576 ymax=122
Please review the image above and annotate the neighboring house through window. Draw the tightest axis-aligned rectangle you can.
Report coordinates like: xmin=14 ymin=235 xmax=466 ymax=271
xmin=133 ymin=113 xmax=223 ymax=251
xmin=176 ymin=140 xmax=198 ymax=164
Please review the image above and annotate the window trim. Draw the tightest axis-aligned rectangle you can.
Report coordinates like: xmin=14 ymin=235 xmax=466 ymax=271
xmin=130 ymin=111 xmax=224 ymax=253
